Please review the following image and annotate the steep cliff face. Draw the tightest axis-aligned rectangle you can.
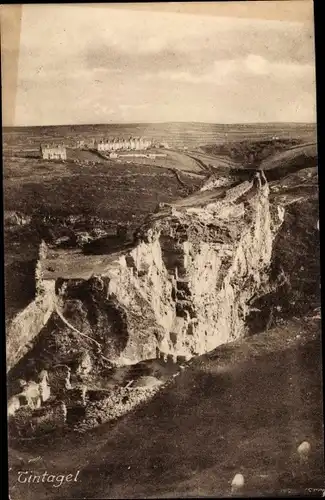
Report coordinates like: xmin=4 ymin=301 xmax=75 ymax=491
xmin=6 ymin=241 xmax=56 ymax=373
xmin=7 ymin=172 xmax=286 ymax=378
xmin=6 ymin=282 xmax=56 ymax=373
xmin=7 ymin=172 xmax=289 ymax=433
xmin=48 ymin=172 xmax=284 ymax=368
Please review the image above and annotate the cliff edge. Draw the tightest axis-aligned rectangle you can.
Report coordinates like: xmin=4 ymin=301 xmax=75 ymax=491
xmin=6 ymin=171 xmax=290 ymax=434
xmin=8 ymin=171 xmax=284 ymax=371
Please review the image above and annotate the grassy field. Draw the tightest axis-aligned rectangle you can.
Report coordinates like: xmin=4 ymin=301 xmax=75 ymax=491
xmin=4 ymin=159 xmax=200 ymax=219
xmin=3 ymin=154 xmax=202 ymax=321
xmin=3 ymin=122 xmax=316 ymax=151
xmin=186 ymin=150 xmax=240 ymax=170
xmin=8 ymin=317 xmax=323 ymax=499
xmin=80 ymin=148 xmax=205 ymax=174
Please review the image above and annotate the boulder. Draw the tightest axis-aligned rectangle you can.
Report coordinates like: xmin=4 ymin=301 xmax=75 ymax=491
xmin=49 ymin=365 xmax=72 ymax=395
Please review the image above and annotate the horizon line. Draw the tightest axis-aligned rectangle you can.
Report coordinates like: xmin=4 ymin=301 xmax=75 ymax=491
xmin=3 ymin=120 xmax=317 ymax=129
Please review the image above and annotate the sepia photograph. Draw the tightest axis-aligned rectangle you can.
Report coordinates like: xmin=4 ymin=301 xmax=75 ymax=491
xmin=1 ymin=1 xmax=323 ymax=498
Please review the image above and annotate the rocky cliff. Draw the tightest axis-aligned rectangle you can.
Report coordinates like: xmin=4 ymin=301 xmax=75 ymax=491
xmin=8 ymin=172 xmax=286 ymax=372
xmin=33 ymin=172 xmax=284 ymax=367
xmin=73 ymin=172 xmax=284 ymax=365
xmin=6 ymin=281 xmax=56 ymax=373
xmin=7 ymin=171 xmax=290 ymax=432
xmin=6 ymin=241 xmax=56 ymax=373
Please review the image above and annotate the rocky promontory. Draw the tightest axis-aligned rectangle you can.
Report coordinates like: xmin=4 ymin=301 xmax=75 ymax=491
xmin=6 ymin=166 xmax=319 ymax=436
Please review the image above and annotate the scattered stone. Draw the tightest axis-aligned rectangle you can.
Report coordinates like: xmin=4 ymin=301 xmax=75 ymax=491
xmin=28 ymin=401 xmax=67 ymax=435
xmin=19 ymin=380 xmax=42 ymax=409
xmin=231 ymin=473 xmax=245 ymax=493
xmin=87 ymin=389 xmax=112 ymax=402
xmin=49 ymin=365 xmax=72 ymax=395
xmin=10 ymin=406 xmax=34 ymax=436
xmin=297 ymin=441 xmax=311 ymax=463
xmin=7 ymin=396 xmax=21 ymax=417
xmin=76 ymin=352 xmax=92 ymax=377
xmin=38 ymin=370 xmax=51 ymax=403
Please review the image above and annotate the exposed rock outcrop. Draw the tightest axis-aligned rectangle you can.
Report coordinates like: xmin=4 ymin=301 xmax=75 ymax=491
xmin=8 ymin=172 xmax=286 ymax=369
xmin=4 ymin=211 xmax=31 ymax=227
xmin=45 ymin=172 xmax=283 ymax=367
xmin=6 ymin=241 xmax=55 ymax=372
xmin=6 ymin=280 xmax=56 ymax=373
xmin=7 ymin=171 xmax=288 ymax=433
xmin=72 ymin=172 xmax=281 ymax=365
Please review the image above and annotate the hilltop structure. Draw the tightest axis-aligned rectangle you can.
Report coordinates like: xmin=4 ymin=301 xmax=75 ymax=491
xmin=95 ymin=137 xmax=152 ymax=152
xmin=40 ymin=144 xmax=67 ymax=160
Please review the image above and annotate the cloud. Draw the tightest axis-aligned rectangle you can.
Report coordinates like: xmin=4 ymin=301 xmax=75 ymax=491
xmin=245 ymin=54 xmax=269 ymax=75
xmin=13 ymin=4 xmax=316 ymax=125
xmin=17 ymin=4 xmax=315 ymax=79
xmin=119 ymin=104 xmax=148 ymax=110
xmin=141 ymin=55 xmax=315 ymax=86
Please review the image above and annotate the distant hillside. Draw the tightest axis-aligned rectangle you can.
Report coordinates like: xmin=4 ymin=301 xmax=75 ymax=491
xmin=259 ymin=142 xmax=317 ymax=171
xmin=201 ymin=138 xmax=308 ymax=168
xmin=3 ymin=122 xmax=316 ymax=152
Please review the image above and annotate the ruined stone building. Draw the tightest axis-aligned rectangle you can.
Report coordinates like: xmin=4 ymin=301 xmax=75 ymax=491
xmin=95 ymin=137 xmax=152 ymax=152
xmin=40 ymin=144 xmax=67 ymax=160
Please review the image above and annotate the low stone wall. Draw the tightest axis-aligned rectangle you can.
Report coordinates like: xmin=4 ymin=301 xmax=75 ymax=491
xmin=11 ymin=401 xmax=67 ymax=438
xmin=8 ymin=367 xmax=165 ymax=436
xmin=75 ymin=385 xmax=161 ymax=432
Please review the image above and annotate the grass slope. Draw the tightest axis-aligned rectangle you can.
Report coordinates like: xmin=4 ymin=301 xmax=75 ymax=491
xmin=201 ymin=138 xmax=315 ymax=169
xmin=8 ymin=318 xmax=323 ymax=499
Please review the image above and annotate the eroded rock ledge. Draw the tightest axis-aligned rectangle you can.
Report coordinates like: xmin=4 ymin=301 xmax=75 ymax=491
xmin=7 ymin=172 xmax=286 ymax=434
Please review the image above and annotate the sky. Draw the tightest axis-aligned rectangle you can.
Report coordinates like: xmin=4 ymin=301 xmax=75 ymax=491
xmin=13 ymin=3 xmax=317 ymax=126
